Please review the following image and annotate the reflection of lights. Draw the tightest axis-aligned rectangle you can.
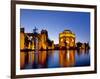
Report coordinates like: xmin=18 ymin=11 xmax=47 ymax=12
xmin=67 ymin=51 xmax=70 ymax=59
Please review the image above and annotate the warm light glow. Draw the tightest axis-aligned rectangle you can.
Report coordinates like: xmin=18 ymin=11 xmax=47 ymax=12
xmin=20 ymin=32 xmax=24 ymax=50
xmin=59 ymin=30 xmax=75 ymax=49
xmin=59 ymin=50 xmax=75 ymax=67
xmin=60 ymin=33 xmax=75 ymax=38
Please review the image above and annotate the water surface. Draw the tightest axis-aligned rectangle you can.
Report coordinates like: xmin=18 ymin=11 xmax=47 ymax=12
xmin=20 ymin=50 xmax=90 ymax=69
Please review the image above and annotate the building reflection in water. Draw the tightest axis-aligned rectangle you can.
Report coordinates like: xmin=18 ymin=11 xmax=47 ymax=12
xmin=38 ymin=51 xmax=47 ymax=68
xmin=20 ymin=51 xmax=48 ymax=69
xmin=59 ymin=50 xmax=75 ymax=67
xmin=20 ymin=49 xmax=89 ymax=69
xmin=20 ymin=51 xmax=35 ymax=69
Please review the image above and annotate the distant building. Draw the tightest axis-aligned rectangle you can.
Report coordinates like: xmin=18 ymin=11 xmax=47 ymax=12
xmin=59 ymin=30 xmax=75 ymax=49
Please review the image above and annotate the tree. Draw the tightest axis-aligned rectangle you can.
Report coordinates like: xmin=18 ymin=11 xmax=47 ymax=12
xmin=76 ymin=42 xmax=82 ymax=49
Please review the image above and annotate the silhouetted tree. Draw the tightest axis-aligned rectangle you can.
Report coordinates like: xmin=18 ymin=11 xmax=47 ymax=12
xmin=76 ymin=42 xmax=82 ymax=49
xmin=84 ymin=43 xmax=90 ymax=50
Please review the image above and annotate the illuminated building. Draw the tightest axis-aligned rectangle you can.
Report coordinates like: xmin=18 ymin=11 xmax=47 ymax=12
xmin=26 ymin=33 xmax=35 ymax=50
xmin=39 ymin=29 xmax=54 ymax=50
xmin=20 ymin=28 xmax=25 ymax=50
xmin=59 ymin=30 xmax=75 ymax=49
xmin=20 ymin=27 xmax=54 ymax=50
xmin=39 ymin=30 xmax=48 ymax=50
xmin=20 ymin=28 xmax=76 ymax=50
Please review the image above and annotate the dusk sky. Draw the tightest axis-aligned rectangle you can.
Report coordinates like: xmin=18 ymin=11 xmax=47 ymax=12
xmin=20 ymin=9 xmax=90 ymax=44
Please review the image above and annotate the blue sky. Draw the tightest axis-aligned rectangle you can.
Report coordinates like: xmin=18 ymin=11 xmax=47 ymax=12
xmin=20 ymin=9 xmax=90 ymax=44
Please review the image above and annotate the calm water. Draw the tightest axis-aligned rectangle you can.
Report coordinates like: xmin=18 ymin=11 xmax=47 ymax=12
xmin=20 ymin=50 xmax=90 ymax=69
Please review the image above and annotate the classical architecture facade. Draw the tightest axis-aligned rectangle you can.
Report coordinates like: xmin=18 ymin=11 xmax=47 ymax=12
xmin=39 ymin=30 xmax=48 ymax=50
xmin=20 ymin=28 xmax=54 ymax=50
xmin=59 ymin=30 xmax=75 ymax=49
xmin=20 ymin=28 xmax=25 ymax=50
xmin=20 ymin=27 xmax=90 ymax=51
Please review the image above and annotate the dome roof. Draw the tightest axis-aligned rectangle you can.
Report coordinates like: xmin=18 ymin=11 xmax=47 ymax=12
xmin=63 ymin=29 xmax=73 ymax=34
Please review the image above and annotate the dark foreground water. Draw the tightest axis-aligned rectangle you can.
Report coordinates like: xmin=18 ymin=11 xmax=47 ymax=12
xmin=20 ymin=50 xmax=90 ymax=69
